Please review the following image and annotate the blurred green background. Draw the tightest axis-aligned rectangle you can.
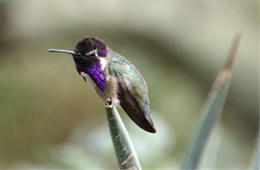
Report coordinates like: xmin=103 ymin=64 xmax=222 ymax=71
xmin=0 ymin=0 xmax=258 ymax=169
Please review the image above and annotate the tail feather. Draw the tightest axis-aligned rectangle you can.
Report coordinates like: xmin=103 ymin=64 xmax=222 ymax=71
xmin=118 ymin=83 xmax=156 ymax=133
xmin=120 ymin=102 xmax=156 ymax=133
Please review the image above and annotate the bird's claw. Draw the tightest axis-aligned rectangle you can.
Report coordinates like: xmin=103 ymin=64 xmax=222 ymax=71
xmin=104 ymin=98 xmax=113 ymax=109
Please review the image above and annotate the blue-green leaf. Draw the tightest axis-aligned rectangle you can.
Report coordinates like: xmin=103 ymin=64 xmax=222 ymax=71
xmin=106 ymin=107 xmax=141 ymax=169
xmin=181 ymin=34 xmax=242 ymax=169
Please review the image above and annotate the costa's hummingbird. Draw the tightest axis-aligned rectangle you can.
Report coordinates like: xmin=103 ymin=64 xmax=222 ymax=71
xmin=48 ymin=37 xmax=156 ymax=133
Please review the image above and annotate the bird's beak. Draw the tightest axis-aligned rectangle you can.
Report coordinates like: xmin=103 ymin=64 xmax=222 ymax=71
xmin=48 ymin=49 xmax=77 ymax=55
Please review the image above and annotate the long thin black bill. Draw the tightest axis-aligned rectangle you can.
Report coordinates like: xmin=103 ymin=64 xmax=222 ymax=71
xmin=48 ymin=49 xmax=77 ymax=55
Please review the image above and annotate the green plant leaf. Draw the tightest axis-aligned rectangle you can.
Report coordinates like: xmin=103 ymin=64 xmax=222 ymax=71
xmin=251 ymin=132 xmax=259 ymax=170
xmin=181 ymin=34 xmax=242 ymax=169
xmin=106 ymin=106 xmax=141 ymax=170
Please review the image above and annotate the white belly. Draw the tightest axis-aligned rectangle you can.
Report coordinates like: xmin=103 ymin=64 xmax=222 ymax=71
xmin=80 ymin=71 xmax=120 ymax=106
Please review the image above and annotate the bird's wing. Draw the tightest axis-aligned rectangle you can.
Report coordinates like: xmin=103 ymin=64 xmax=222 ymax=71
xmin=108 ymin=52 xmax=156 ymax=133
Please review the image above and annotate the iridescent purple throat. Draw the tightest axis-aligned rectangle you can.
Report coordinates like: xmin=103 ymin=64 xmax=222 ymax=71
xmin=76 ymin=61 xmax=105 ymax=91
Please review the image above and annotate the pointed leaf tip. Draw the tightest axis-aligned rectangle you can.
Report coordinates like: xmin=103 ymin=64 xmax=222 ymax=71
xmin=181 ymin=34 xmax=241 ymax=169
xmin=224 ymin=33 xmax=242 ymax=71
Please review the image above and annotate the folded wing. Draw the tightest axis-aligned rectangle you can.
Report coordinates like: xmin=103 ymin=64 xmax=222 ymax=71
xmin=109 ymin=53 xmax=156 ymax=133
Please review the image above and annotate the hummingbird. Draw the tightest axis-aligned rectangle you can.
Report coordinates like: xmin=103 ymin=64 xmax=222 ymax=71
xmin=48 ymin=37 xmax=156 ymax=133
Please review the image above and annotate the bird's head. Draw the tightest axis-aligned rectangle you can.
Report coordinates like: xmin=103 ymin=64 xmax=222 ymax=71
xmin=48 ymin=37 xmax=108 ymax=65
xmin=75 ymin=37 xmax=108 ymax=58
xmin=48 ymin=37 xmax=108 ymax=90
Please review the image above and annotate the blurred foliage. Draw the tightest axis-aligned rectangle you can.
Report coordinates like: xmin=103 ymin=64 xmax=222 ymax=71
xmin=251 ymin=133 xmax=259 ymax=170
xmin=182 ymin=35 xmax=240 ymax=169
xmin=0 ymin=0 xmax=258 ymax=169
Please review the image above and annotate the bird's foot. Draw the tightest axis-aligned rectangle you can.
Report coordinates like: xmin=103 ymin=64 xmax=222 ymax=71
xmin=104 ymin=98 xmax=113 ymax=109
